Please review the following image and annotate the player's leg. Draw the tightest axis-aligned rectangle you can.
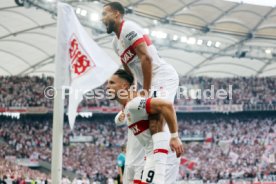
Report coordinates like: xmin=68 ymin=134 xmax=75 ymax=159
xmin=123 ymin=165 xmax=135 ymax=184
xmin=164 ymin=157 xmax=181 ymax=184
xmin=133 ymin=165 xmax=144 ymax=184
xmin=163 ymin=165 xmax=179 ymax=184
xmin=148 ymin=114 xmax=169 ymax=182
xmin=149 ymin=77 xmax=180 ymax=184
xmin=141 ymin=155 xmax=159 ymax=184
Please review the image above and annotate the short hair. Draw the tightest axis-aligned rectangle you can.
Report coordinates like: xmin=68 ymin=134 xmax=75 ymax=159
xmin=114 ymin=69 xmax=134 ymax=86
xmin=104 ymin=2 xmax=125 ymax=15
xmin=121 ymin=144 xmax=126 ymax=151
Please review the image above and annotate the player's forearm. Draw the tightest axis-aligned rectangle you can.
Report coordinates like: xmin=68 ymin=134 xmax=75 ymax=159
xmin=123 ymin=63 xmax=133 ymax=76
xmin=161 ymin=103 xmax=178 ymax=134
xmin=141 ymin=55 xmax=152 ymax=95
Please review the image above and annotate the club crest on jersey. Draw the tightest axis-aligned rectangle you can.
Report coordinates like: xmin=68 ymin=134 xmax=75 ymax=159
xmin=69 ymin=34 xmax=96 ymax=78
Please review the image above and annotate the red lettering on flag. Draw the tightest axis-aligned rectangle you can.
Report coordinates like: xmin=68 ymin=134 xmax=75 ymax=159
xmin=69 ymin=34 xmax=95 ymax=77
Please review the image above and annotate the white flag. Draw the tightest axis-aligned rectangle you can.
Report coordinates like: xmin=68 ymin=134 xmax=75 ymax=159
xmin=56 ymin=3 xmax=119 ymax=130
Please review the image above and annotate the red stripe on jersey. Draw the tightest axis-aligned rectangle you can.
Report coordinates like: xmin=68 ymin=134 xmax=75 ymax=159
xmin=143 ymin=35 xmax=152 ymax=46
xmin=131 ymin=35 xmax=152 ymax=49
xmin=154 ymin=149 xmax=169 ymax=154
xmin=145 ymin=98 xmax=152 ymax=114
xmin=120 ymin=35 xmax=152 ymax=64
xmin=132 ymin=37 xmax=145 ymax=49
xmin=120 ymin=46 xmax=136 ymax=64
xmin=128 ymin=120 xmax=149 ymax=136
xmin=133 ymin=180 xmax=141 ymax=184
xmin=118 ymin=20 xmax=125 ymax=39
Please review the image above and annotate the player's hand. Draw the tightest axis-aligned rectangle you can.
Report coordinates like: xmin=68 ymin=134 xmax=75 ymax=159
xmin=118 ymin=112 xmax=125 ymax=122
xmin=139 ymin=89 xmax=150 ymax=97
xmin=170 ymin=137 xmax=184 ymax=158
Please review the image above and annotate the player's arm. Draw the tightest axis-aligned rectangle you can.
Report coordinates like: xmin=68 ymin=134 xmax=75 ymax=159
xmin=134 ymin=42 xmax=152 ymax=96
xmin=146 ymin=98 xmax=184 ymax=157
xmin=114 ymin=111 xmax=126 ymax=126
xmin=146 ymin=98 xmax=178 ymax=134
xmin=122 ymin=63 xmax=132 ymax=76
xmin=122 ymin=64 xmax=138 ymax=90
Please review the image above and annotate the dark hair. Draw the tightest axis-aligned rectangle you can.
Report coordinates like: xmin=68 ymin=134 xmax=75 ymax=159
xmin=121 ymin=144 xmax=126 ymax=151
xmin=104 ymin=2 xmax=125 ymax=15
xmin=114 ymin=69 xmax=134 ymax=86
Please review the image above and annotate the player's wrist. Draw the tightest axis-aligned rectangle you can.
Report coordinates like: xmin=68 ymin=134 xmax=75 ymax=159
xmin=171 ymin=132 xmax=179 ymax=138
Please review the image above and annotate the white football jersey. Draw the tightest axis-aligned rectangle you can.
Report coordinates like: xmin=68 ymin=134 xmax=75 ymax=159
xmin=115 ymin=111 xmax=145 ymax=167
xmin=112 ymin=20 xmax=177 ymax=85
xmin=125 ymin=96 xmax=180 ymax=184
xmin=124 ymin=96 xmax=179 ymax=159
xmin=123 ymin=96 xmax=154 ymax=156
xmin=125 ymin=129 xmax=145 ymax=166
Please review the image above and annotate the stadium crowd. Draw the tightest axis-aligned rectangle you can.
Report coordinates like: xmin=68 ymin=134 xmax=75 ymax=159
xmin=176 ymin=76 xmax=276 ymax=106
xmin=0 ymin=76 xmax=53 ymax=108
xmin=178 ymin=115 xmax=276 ymax=182
xmin=0 ymin=151 xmax=49 ymax=184
xmin=0 ymin=76 xmax=275 ymax=108
xmin=0 ymin=116 xmax=126 ymax=183
xmin=0 ymin=115 xmax=275 ymax=183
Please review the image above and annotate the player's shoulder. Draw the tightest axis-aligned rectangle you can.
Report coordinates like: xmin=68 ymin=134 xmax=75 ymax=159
xmin=121 ymin=20 xmax=142 ymax=36
xmin=124 ymin=20 xmax=140 ymax=28
xmin=126 ymin=96 xmax=147 ymax=111
xmin=112 ymin=36 xmax=118 ymax=45
xmin=112 ymin=37 xmax=118 ymax=50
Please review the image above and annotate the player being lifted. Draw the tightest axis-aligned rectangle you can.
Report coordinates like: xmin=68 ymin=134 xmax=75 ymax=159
xmin=102 ymin=2 xmax=180 ymax=183
xmin=107 ymin=69 xmax=184 ymax=184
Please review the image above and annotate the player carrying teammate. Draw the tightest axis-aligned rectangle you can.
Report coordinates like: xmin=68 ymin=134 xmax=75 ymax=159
xmin=107 ymin=69 xmax=184 ymax=184
xmin=102 ymin=2 xmax=180 ymax=183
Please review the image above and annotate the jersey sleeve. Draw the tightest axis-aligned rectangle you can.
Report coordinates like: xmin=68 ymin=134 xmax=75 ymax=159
xmin=122 ymin=22 xmax=148 ymax=50
xmin=128 ymin=96 xmax=152 ymax=114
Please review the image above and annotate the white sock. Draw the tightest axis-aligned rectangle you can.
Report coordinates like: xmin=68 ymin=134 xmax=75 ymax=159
xmin=152 ymin=132 xmax=170 ymax=184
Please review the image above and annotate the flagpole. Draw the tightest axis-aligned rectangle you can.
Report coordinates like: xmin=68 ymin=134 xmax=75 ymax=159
xmin=50 ymin=3 xmax=67 ymax=183
xmin=51 ymin=76 xmax=64 ymax=183
xmin=50 ymin=3 xmax=119 ymax=183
